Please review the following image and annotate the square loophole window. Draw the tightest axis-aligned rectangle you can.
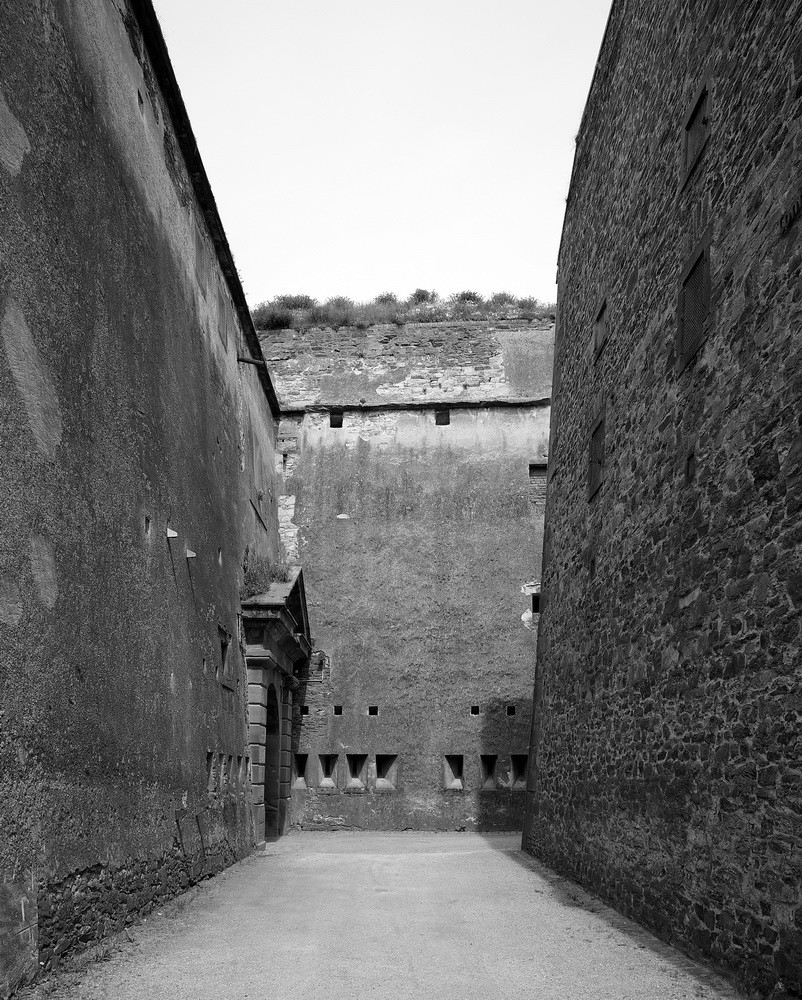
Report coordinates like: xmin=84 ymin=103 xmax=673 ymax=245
xmin=506 ymin=705 xmax=516 ymax=717
xmin=443 ymin=754 xmax=464 ymax=791
xmin=333 ymin=705 xmax=343 ymax=716
xmin=368 ymin=705 xmax=379 ymax=716
xmin=300 ymin=705 xmax=309 ymax=716
xmin=329 ymin=410 xmax=344 ymax=428
xmin=480 ymin=754 xmax=498 ymax=790
xmin=435 ymin=409 xmax=450 ymax=426
xmin=375 ymin=754 xmax=398 ymax=792
xmin=470 ymin=705 xmax=480 ymax=716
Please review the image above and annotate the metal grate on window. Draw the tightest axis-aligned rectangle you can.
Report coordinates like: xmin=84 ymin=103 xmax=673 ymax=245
xmin=588 ymin=418 xmax=605 ymax=499
xmin=681 ymin=251 xmax=710 ymax=362
xmin=685 ymin=89 xmax=709 ymax=173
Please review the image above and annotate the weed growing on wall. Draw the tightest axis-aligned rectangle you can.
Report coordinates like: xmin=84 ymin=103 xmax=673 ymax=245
xmin=251 ymin=290 xmax=555 ymax=332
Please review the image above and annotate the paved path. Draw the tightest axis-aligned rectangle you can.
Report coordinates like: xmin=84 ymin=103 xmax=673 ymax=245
xmin=35 ymin=833 xmax=743 ymax=1000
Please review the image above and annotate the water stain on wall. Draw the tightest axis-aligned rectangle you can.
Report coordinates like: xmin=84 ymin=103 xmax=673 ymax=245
xmin=0 ymin=85 xmax=30 ymax=176
xmin=1 ymin=301 xmax=63 ymax=460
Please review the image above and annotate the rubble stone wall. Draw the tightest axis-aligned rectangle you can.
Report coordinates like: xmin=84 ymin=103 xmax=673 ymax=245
xmin=523 ymin=2 xmax=802 ymax=996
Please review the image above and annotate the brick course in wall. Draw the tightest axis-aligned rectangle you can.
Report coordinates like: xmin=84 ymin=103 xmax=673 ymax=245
xmin=523 ymin=2 xmax=802 ymax=997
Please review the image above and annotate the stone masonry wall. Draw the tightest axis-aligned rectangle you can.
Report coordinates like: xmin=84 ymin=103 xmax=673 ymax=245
xmin=262 ymin=321 xmax=553 ymax=831
xmin=260 ymin=319 xmax=553 ymax=408
xmin=524 ymin=2 xmax=802 ymax=997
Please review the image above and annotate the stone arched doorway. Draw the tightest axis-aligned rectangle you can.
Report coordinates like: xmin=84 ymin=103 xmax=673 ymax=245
xmin=264 ymin=683 xmax=281 ymax=840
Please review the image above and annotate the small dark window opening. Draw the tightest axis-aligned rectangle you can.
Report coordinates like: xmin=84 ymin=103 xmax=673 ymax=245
xmin=685 ymin=451 xmax=697 ymax=484
xmin=329 ymin=410 xmax=344 ymax=428
xmin=346 ymin=753 xmax=367 ymax=789
xmin=511 ymin=754 xmax=528 ymax=790
xmin=506 ymin=704 xmax=516 ymax=717
xmin=444 ymin=754 xmax=464 ymax=790
xmin=588 ymin=417 xmax=604 ymax=499
xmin=684 ymin=86 xmax=710 ymax=177
xmin=593 ymin=299 xmax=608 ymax=357
xmin=217 ymin=626 xmax=230 ymax=680
xmin=368 ymin=705 xmax=379 ymax=716
xmin=376 ymin=754 xmax=398 ymax=791
xmin=589 ymin=556 xmax=597 ymax=579
xmin=470 ymin=705 xmax=480 ymax=716
xmin=480 ymin=754 xmax=498 ymax=789
xmin=301 ymin=705 xmax=309 ymax=716
xmin=319 ymin=753 xmax=338 ymax=788
xmin=532 ymin=593 xmax=541 ymax=615
xmin=435 ymin=408 xmax=450 ymax=426
xmin=293 ymin=753 xmax=308 ymax=789
xmin=333 ymin=705 xmax=343 ymax=716
xmin=588 ymin=417 xmax=605 ymax=499
xmin=678 ymin=247 xmax=711 ymax=370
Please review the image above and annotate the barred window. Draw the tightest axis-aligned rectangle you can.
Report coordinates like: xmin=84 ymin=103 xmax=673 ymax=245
xmin=588 ymin=417 xmax=605 ymax=499
xmin=678 ymin=247 xmax=711 ymax=369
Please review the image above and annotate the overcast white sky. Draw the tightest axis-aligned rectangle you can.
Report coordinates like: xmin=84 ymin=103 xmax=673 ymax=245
xmin=153 ymin=1 xmax=612 ymax=307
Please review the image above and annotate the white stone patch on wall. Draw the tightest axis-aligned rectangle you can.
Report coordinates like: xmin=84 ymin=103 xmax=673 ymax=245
xmin=278 ymin=495 xmax=299 ymax=564
xmin=29 ymin=535 xmax=58 ymax=608
xmin=373 ymin=353 xmax=509 ymax=402
xmin=342 ymin=411 xmax=398 ymax=451
xmin=0 ymin=579 xmax=23 ymax=627
xmin=1 ymin=301 xmax=63 ymax=459
xmin=0 ymin=85 xmax=30 ymax=175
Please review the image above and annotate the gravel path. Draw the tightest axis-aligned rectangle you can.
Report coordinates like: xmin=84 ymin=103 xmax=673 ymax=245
xmin=28 ymin=833 xmax=744 ymax=1000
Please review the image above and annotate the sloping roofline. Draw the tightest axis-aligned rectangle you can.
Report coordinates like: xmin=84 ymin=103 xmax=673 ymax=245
xmin=241 ymin=567 xmax=312 ymax=644
xmin=130 ymin=0 xmax=281 ymax=420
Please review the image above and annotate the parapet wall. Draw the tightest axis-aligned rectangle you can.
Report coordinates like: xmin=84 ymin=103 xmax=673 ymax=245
xmin=260 ymin=319 xmax=553 ymax=408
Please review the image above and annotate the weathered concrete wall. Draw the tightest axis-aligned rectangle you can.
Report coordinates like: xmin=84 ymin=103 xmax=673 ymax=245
xmin=263 ymin=322 xmax=553 ymax=831
xmin=524 ymin=2 xmax=802 ymax=997
xmin=0 ymin=1 xmax=283 ymax=988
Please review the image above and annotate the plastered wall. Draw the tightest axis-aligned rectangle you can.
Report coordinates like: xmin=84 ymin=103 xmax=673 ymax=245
xmin=263 ymin=321 xmax=554 ymax=830
xmin=0 ymin=1 xmax=282 ymax=987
